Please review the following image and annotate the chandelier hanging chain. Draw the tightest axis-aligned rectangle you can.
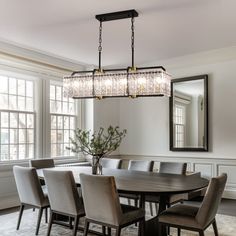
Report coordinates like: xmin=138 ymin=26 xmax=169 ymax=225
xmin=64 ymin=10 xmax=171 ymax=99
xmin=98 ymin=20 xmax=103 ymax=71
xmin=131 ymin=17 xmax=135 ymax=70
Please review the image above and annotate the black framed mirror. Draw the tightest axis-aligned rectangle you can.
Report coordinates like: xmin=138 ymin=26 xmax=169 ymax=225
xmin=170 ymin=75 xmax=208 ymax=151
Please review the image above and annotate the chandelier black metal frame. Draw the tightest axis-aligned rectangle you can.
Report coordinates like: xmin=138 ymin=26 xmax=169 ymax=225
xmin=63 ymin=9 xmax=172 ymax=99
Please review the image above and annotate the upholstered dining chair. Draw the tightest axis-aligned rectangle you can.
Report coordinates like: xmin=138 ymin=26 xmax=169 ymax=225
xmin=29 ymin=158 xmax=55 ymax=186
xmin=43 ymin=169 xmax=85 ymax=236
xmin=120 ymin=160 xmax=154 ymax=207
xmin=80 ymin=174 xmax=145 ymax=236
xmin=13 ymin=166 xmax=50 ymax=235
xmin=101 ymin=158 xmax=122 ymax=169
xmin=29 ymin=158 xmax=55 ymax=169
xmin=158 ymin=173 xmax=227 ymax=236
xmin=128 ymin=160 xmax=154 ymax=172
xmin=146 ymin=162 xmax=187 ymax=216
xmin=159 ymin=162 xmax=187 ymax=175
xmin=159 ymin=162 xmax=207 ymax=205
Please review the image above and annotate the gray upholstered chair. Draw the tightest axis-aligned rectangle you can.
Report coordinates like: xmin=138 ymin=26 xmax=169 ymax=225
xmin=43 ymin=169 xmax=85 ymax=236
xmin=159 ymin=162 xmax=187 ymax=175
xmin=80 ymin=174 xmax=145 ymax=236
xmin=120 ymin=160 xmax=154 ymax=207
xmin=159 ymin=163 xmax=207 ymax=205
xmin=101 ymin=158 xmax=122 ymax=169
xmin=128 ymin=160 xmax=154 ymax=172
xmin=146 ymin=162 xmax=187 ymax=216
xmin=13 ymin=166 xmax=50 ymax=235
xmin=158 ymin=173 xmax=227 ymax=236
xmin=29 ymin=158 xmax=55 ymax=169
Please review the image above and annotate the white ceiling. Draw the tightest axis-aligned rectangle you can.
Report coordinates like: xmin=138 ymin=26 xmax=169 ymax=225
xmin=0 ymin=0 xmax=236 ymax=67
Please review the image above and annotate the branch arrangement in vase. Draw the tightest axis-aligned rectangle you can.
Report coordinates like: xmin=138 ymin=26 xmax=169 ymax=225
xmin=67 ymin=126 xmax=127 ymax=159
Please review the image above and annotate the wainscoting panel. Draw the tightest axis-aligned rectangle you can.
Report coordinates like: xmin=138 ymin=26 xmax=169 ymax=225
xmin=193 ymin=163 xmax=213 ymax=179
xmin=0 ymin=167 xmax=20 ymax=210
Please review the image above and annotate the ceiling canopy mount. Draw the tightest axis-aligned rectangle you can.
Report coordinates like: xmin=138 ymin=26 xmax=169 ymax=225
xmin=95 ymin=9 xmax=138 ymax=22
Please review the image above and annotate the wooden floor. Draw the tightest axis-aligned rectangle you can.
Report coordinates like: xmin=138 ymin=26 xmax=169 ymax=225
xmin=1 ymin=198 xmax=236 ymax=216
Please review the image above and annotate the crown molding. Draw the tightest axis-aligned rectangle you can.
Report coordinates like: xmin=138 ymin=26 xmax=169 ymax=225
xmin=0 ymin=39 xmax=88 ymax=75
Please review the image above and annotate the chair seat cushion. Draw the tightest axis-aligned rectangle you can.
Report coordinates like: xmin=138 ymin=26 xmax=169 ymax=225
xmin=158 ymin=204 xmax=202 ymax=229
xmin=120 ymin=204 xmax=145 ymax=226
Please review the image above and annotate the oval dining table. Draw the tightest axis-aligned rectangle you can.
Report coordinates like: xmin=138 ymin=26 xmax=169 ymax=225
xmin=37 ymin=166 xmax=209 ymax=236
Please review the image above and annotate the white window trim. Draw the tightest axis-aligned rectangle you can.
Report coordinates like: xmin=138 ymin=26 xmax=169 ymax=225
xmin=0 ymin=68 xmax=84 ymax=166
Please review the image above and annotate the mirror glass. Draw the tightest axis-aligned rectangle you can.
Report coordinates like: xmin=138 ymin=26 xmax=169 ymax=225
xmin=170 ymin=75 xmax=208 ymax=151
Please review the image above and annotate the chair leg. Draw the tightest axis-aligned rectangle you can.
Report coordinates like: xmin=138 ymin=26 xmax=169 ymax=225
xmin=69 ymin=217 xmax=73 ymax=229
xmin=167 ymin=225 xmax=170 ymax=235
xmin=108 ymin=227 xmax=111 ymax=236
xmin=83 ymin=220 xmax=90 ymax=236
xmin=138 ymin=218 xmax=145 ymax=236
xmin=134 ymin=198 xmax=139 ymax=227
xmin=155 ymin=203 xmax=158 ymax=215
xmin=178 ymin=228 xmax=181 ymax=236
xmin=73 ymin=216 xmax=79 ymax=236
xmin=47 ymin=211 xmax=54 ymax=236
xmin=149 ymin=202 xmax=153 ymax=216
xmin=16 ymin=204 xmax=25 ymax=230
xmin=45 ymin=208 xmax=48 ymax=223
xmin=158 ymin=222 xmax=162 ymax=236
xmin=115 ymin=227 xmax=121 ymax=236
xmin=35 ymin=208 xmax=43 ymax=235
xmin=102 ymin=226 xmax=106 ymax=235
xmin=199 ymin=231 xmax=205 ymax=236
xmin=212 ymin=219 xmax=219 ymax=236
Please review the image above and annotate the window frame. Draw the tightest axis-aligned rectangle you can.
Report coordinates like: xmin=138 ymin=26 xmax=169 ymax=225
xmin=0 ymin=69 xmax=83 ymax=164
xmin=173 ymin=104 xmax=186 ymax=148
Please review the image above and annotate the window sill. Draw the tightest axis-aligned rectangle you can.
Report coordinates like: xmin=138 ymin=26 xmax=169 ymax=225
xmin=0 ymin=156 xmax=87 ymax=171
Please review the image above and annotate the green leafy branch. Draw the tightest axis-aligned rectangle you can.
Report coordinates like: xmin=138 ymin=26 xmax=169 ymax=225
xmin=66 ymin=126 xmax=127 ymax=158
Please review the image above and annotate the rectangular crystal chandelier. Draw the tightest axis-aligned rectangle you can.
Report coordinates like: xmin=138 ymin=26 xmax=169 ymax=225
xmin=63 ymin=67 xmax=171 ymax=98
xmin=63 ymin=10 xmax=172 ymax=99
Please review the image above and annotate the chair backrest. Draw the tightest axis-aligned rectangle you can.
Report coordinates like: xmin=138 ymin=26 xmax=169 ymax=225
xmin=29 ymin=158 xmax=55 ymax=169
xmin=159 ymin=162 xmax=187 ymax=175
xmin=128 ymin=160 xmax=154 ymax=172
xmin=80 ymin=174 xmax=123 ymax=226
xmin=196 ymin=173 xmax=227 ymax=227
xmin=13 ymin=166 xmax=46 ymax=207
xmin=43 ymin=170 xmax=82 ymax=216
xmin=101 ymin=158 xmax=122 ymax=169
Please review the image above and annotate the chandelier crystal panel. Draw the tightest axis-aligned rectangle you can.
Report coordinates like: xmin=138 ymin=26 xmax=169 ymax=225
xmin=63 ymin=10 xmax=172 ymax=99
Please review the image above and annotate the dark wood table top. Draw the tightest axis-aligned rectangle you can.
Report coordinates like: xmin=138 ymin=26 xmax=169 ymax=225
xmin=37 ymin=166 xmax=209 ymax=196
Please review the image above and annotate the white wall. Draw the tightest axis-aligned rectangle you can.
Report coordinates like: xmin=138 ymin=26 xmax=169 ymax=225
xmin=94 ymin=98 xmax=120 ymax=131
xmin=94 ymin=49 xmax=236 ymax=159
xmin=116 ymin=60 xmax=236 ymax=158
xmin=93 ymin=47 xmax=236 ymax=198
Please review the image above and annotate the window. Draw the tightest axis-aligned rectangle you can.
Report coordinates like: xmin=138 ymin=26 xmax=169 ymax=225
xmin=0 ymin=75 xmax=35 ymax=161
xmin=50 ymin=83 xmax=76 ymax=157
xmin=174 ymin=104 xmax=185 ymax=147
